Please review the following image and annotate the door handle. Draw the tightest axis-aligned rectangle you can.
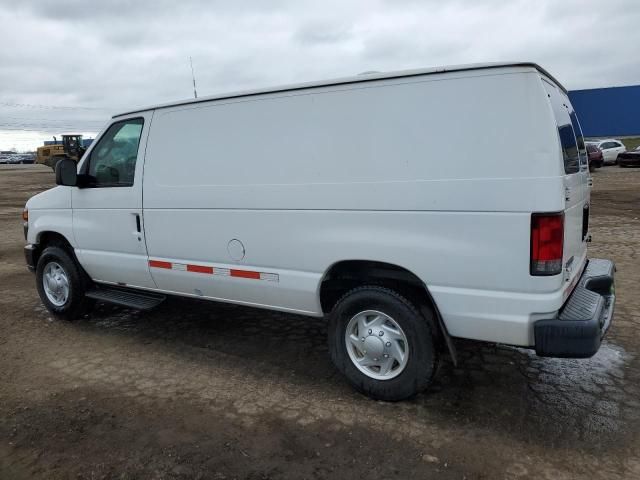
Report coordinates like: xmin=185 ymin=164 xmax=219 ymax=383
xmin=132 ymin=213 xmax=142 ymax=242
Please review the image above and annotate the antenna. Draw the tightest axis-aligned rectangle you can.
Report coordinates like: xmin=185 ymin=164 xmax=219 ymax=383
xmin=189 ymin=56 xmax=198 ymax=99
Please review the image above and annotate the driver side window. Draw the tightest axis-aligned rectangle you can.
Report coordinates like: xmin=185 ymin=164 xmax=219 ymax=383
xmin=87 ymin=118 xmax=144 ymax=187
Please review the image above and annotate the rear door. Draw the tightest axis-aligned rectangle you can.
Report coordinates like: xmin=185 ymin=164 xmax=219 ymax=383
xmin=600 ymin=142 xmax=615 ymax=163
xmin=542 ymin=80 xmax=589 ymax=287
xmin=612 ymin=141 xmax=626 ymax=161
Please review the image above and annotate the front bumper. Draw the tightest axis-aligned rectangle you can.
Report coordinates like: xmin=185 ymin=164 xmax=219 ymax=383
xmin=589 ymin=158 xmax=603 ymax=168
xmin=24 ymin=244 xmax=37 ymax=272
xmin=618 ymin=157 xmax=640 ymax=167
xmin=534 ymin=258 xmax=615 ymax=358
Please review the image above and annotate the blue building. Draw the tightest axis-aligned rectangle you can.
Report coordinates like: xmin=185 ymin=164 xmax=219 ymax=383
xmin=568 ymin=85 xmax=640 ymax=138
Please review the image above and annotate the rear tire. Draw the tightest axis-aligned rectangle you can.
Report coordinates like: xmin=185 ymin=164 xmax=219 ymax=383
xmin=328 ymin=286 xmax=439 ymax=401
xmin=35 ymin=246 xmax=93 ymax=320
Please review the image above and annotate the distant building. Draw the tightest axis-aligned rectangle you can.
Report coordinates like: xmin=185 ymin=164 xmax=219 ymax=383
xmin=568 ymin=85 xmax=640 ymax=138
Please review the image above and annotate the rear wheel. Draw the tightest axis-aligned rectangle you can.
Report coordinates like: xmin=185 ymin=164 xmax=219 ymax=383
xmin=35 ymin=246 xmax=93 ymax=320
xmin=328 ymin=286 xmax=439 ymax=401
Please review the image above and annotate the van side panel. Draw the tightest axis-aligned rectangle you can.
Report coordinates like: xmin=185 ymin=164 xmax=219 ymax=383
xmin=145 ymin=70 xmax=560 ymax=209
xmin=142 ymin=68 xmax=565 ymax=346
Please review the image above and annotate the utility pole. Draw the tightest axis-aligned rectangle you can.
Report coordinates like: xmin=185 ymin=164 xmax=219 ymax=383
xmin=190 ymin=56 xmax=198 ymax=99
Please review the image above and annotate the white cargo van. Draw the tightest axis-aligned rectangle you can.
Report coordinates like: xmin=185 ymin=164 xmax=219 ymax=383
xmin=24 ymin=62 xmax=615 ymax=401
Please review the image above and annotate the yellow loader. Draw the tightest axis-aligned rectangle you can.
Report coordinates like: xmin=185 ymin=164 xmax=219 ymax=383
xmin=36 ymin=135 xmax=86 ymax=170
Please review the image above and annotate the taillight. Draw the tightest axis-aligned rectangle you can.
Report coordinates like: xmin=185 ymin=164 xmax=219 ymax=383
xmin=22 ymin=209 xmax=28 ymax=222
xmin=530 ymin=212 xmax=564 ymax=276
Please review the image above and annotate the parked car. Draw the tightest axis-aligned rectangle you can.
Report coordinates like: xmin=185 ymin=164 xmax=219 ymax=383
xmin=1 ymin=155 xmax=20 ymax=164
xmin=23 ymin=62 xmax=615 ymax=401
xmin=18 ymin=154 xmax=35 ymax=164
xmin=617 ymin=146 xmax=640 ymax=167
xmin=588 ymin=139 xmax=626 ymax=165
xmin=586 ymin=144 xmax=604 ymax=171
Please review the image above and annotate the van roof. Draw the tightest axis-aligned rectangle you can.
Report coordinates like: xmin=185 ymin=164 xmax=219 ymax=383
xmin=113 ymin=61 xmax=566 ymax=118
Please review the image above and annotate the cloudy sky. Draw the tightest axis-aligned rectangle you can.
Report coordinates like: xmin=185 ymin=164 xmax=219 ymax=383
xmin=1 ymin=0 xmax=638 ymax=151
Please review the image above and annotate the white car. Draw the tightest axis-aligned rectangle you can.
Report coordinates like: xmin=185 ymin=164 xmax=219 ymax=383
xmin=23 ymin=62 xmax=616 ymax=401
xmin=587 ymin=139 xmax=626 ymax=165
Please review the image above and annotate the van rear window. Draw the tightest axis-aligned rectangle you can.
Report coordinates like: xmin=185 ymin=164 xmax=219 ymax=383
xmin=569 ymin=112 xmax=588 ymax=169
xmin=542 ymin=80 xmax=586 ymax=175
xmin=558 ymin=125 xmax=579 ymax=174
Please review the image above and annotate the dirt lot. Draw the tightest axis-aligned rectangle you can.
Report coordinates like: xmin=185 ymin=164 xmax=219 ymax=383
xmin=1 ymin=164 xmax=639 ymax=479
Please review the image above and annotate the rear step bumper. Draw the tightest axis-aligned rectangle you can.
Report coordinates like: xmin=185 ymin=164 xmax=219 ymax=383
xmin=86 ymin=286 xmax=165 ymax=310
xmin=534 ymin=258 xmax=615 ymax=358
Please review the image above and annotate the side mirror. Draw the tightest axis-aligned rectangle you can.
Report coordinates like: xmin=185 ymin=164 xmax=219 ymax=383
xmin=55 ymin=158 xmax=78 ymax=186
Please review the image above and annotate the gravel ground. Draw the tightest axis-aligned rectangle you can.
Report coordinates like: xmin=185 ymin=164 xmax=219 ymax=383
xmin=1 ymin=164 xmax=639 ymax=479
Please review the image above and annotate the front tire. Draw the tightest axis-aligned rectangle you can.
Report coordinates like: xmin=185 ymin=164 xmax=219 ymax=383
xmin=36 ymin=246 xmax=93 ymax=320
xmin=328 ymin=286 xmax=439 ymax=401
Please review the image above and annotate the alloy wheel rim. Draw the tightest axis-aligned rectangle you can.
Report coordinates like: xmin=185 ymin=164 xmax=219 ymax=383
xmin=345 ymin=310 xmax=409 ymax=380
xmin=42 ymin=261 xmax=70 ymax=307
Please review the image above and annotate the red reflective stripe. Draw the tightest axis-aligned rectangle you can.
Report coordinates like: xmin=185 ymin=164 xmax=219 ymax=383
xmin=149 ymin=260 xmax=172 ymax=269
xmin=149 ymin=260 xmax=267 ymax=280
xmin=230 ymin=269 xmax=260 ymax=280
xmin=187 ymin=264 xmax=214 ymax=274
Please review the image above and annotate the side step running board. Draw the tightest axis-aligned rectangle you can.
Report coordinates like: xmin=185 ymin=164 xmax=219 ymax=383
xmin=86 ymin=286 xmax=165 ymax=310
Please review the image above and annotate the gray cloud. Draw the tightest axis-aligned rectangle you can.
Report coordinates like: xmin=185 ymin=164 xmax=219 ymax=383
xmin=1 ymin=0 xmax=638 ymax=150
xmin=293 ymin=20 xmax=353 ymax=45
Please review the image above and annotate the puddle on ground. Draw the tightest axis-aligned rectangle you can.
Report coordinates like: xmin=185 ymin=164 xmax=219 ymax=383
xmin=414 ymin=340 xmax=638 ymax=448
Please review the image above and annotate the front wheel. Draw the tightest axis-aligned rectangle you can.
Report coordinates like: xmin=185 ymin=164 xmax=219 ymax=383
xmin=328 ymin=286 xmax=439 ymax=401
xmin=35 ymin=246 xmax=93 ymax=320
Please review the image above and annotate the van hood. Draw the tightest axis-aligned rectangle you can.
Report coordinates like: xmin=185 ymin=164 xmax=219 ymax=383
xmin=26 ymin=186 xmax=72 ymax=210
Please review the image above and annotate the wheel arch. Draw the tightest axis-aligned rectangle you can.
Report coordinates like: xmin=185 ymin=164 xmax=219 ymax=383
xmin=318 ymin=259 xmax=457 ymax=363
xmin=33 ymin=231 xmax=76 ymax=267
xmin=37 ymin=230 xmax=74 ymax=249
